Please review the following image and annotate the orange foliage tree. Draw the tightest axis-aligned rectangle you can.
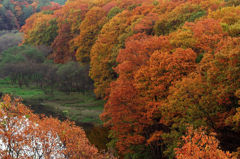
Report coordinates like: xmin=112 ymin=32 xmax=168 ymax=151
xmin=50 ymin=0 xmax=89 ymax=63
xmin=101 ymin=30 xmax=198 ymax=157
xmin=74 ymin=6 xmax=107 ymax=63
xmin=101 ymin=34 xmax=172 ymax=157
xmin=170 ymin=18 xmax=226 ymax=55
xmin=175 ymin=127 xmax=235 ymax=159
xmin=209 ymin=6 xmax=240 ymax=37
xmin=21 ymin=12 xmax=58 ymax=46
xmin=161 ymin=37 xmax=240 ymax=157
xmin=0 ymin=95 xmax=113 ymax=159
xmin=89 ymin=3 xmax=155 ymax=98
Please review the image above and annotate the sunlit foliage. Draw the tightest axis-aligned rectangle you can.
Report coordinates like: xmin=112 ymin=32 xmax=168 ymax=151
xmin=19 ymin=0 xmax=240 ymax=158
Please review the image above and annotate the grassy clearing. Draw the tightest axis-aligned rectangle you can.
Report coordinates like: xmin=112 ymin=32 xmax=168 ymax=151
xmin=0 ymin=78 xmax=104 ymax=125
xmin=0 ymin=78 xmax=44 ymax=98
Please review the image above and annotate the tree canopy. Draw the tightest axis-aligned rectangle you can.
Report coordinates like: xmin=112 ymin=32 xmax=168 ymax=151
xmin=19 ymin=0 xmax=240 ymax=158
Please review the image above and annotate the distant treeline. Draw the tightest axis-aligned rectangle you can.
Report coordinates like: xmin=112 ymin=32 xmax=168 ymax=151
xmin=0 ymin=45 xmax=93 ymax=94
xmin=0 ymin=0 xmax=66 ymax=30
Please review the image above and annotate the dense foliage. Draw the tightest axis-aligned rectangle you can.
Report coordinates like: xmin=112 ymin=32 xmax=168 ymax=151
xmin=0 ymin=0 xmax=66 ymax=30
xmin=17 ymin=0 xmax=240 ymax=158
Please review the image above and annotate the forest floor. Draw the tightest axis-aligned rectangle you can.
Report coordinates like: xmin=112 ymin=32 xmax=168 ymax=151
xmin=0 ymin=78 xmax=104 ymax=126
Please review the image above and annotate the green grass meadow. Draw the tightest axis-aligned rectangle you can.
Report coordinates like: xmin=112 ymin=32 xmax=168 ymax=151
xmin=0 ymin=78 xmax=104 ymax=125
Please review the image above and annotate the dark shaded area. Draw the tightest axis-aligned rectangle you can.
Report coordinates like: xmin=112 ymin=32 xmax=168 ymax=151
xmin=217 ymin=127 xmax=240 ymax=152
xmin=23 ymin=98 xmax=94 ymax=128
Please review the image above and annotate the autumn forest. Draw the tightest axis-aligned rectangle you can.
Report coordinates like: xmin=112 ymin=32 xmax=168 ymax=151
xmin=0 ymin=0 xmax=240 ymax=158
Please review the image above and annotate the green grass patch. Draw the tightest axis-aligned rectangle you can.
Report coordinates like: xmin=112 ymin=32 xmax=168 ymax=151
xmin=0 ymin=78 xmax=44 ymax=99
xmin=0 ymin=78 xmax=104 ymax=125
